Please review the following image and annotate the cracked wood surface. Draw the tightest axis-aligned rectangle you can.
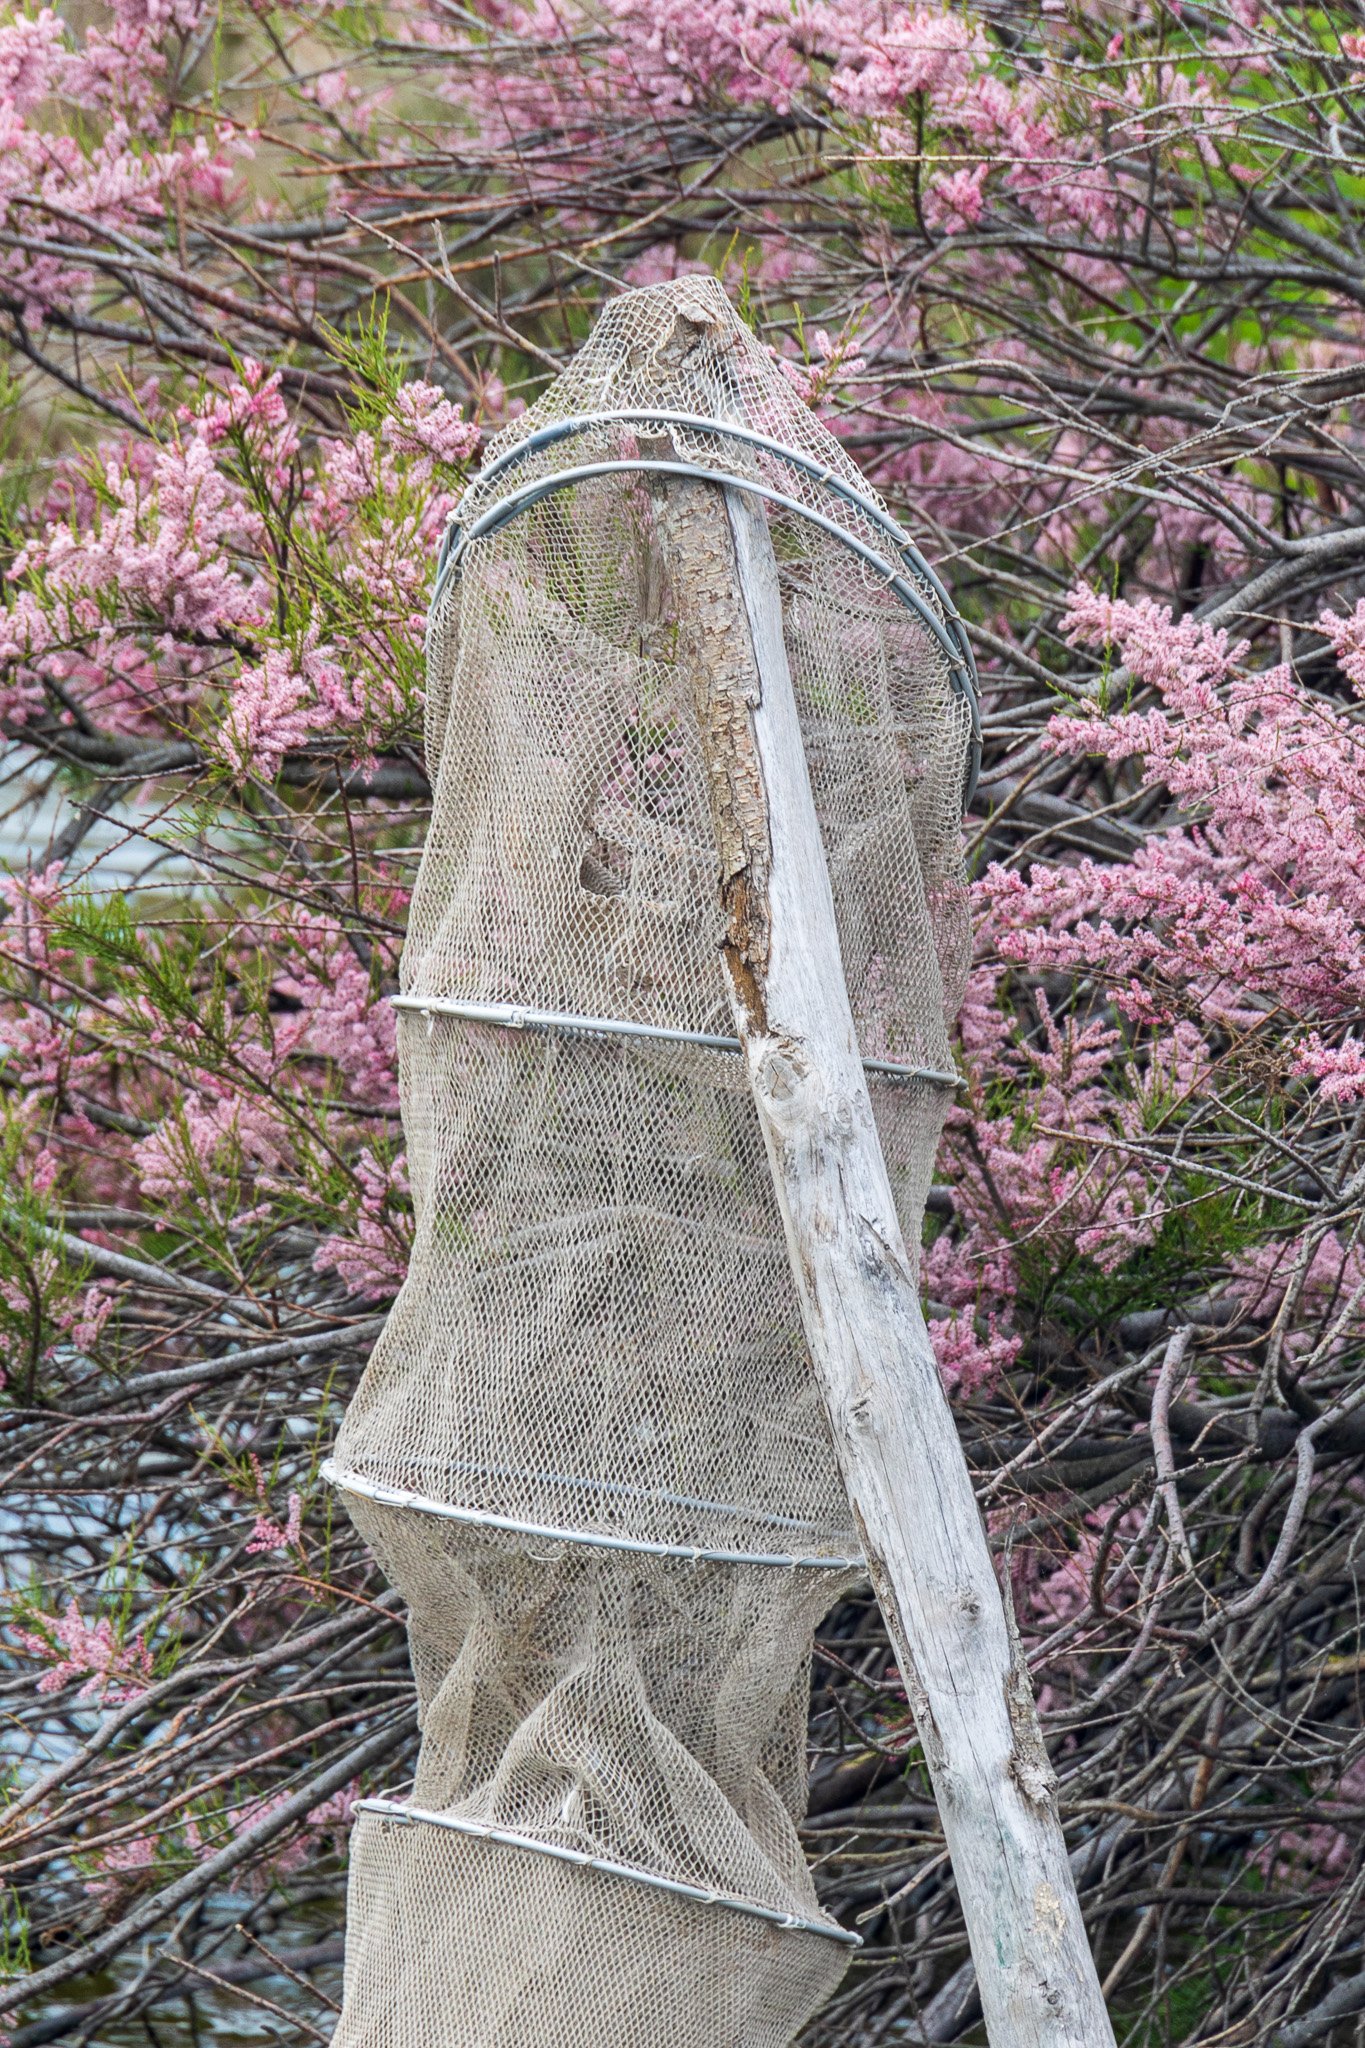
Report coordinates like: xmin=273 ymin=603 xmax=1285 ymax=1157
xmin=660 ymin=444 xmax=1116 ymax=2046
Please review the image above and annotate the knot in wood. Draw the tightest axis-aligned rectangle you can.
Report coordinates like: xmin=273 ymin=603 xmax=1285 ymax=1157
xmin=753 ymin=1040 xmax=810 ymax=1108
xmin=820 ymin=1090 xmax=856 ymax=1141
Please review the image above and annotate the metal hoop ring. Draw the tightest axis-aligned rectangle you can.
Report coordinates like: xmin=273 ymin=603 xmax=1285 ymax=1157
xmin=353 ymin=1798 xmax=862 ymax=1948
xmin=453 ymin=408 xmax=972 ymax=664
xmin=432 ymin=413 xmax=981 ymax=808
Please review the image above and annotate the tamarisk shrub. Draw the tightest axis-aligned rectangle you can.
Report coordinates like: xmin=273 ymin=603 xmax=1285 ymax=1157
xmin=1 ymin=1 xmax=1364 ymax=2043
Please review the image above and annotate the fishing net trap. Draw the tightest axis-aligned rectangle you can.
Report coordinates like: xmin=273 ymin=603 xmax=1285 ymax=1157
xmin=323 ymin=276 xmax=980 ymax=2048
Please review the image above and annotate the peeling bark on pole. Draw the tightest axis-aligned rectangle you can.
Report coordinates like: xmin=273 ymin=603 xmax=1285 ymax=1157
xmin=663 ymin=467 xmax=1116 ymax=2048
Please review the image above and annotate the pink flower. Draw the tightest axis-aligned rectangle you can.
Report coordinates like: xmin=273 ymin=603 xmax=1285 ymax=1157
xmin=218 ymin=644 xmax=336 ymax=781
xmin=247 ymin=1491 xmax=306 ymax=1557
xmin=927 ymin=165 xmax=987 ymax=230
xmin=383 ymin=382 xmax=480 ymax=466
xmin=1253 ymin=1759 xmax=1365 ymax=1887
xmin=21 ymin=433 xmax=267 ymax=642
xmin=1318 ymin=600 xmax=1365 ymax=693
xmin=224 ymin=1777 xmax=359 ymax=1892
xmin=1022 ymin=1506 xmax=1145 ymax=1634
xmin=70 ymin=1285 xmax=115 ymax=1354
xmin=275 ymin=913 xmax=399 ymax=1109
xmin=623 ymin=244 xmax=712 ymax=288
xmin=11 ymin=1599 xmax=154 ymax=1703
xmin=133 ymin=1088 xmax=293 ymax=1202
xmin=773 ymin=324 xmax=870 ymax=409
xmin=0 ymin=9 xmax=67 ymax=112
xmin=1293 ymin=1034 xmax=1365 ymax=1103
xmin=314 ymin=1148 xmax=411 ymax=1299
xmin=931 ymin=1311 xmax=1022 ymax=1397
xmin=84 ymin=1833 xmax=157 ymax=1899
xmin=991 ymin=585 xmax=1365 ymax=1028
xmin=827 ymin=7 xmax=985 ymax=116
xmin=193 ymin=358 xmax=295 ymax=460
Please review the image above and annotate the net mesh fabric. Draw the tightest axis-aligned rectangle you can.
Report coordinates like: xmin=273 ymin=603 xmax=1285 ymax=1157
xmin=328 ymin=278 xmax=972 ymax=2048
xmin=346 ymin=1506 xmax=842 ymax=1908
xmin=339 ymin=1817 xmax=846 ymax=2048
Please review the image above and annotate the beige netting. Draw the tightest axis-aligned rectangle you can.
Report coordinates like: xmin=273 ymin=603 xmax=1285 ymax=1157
xmin=325 ymin=277 xmax=975 ymax=2048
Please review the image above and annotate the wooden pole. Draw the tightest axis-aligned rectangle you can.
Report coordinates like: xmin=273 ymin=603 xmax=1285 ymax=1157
xmin=660 ymin=453 xmax=1116 ymax=2046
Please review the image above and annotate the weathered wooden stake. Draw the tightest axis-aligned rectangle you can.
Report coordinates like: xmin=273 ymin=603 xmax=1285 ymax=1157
xmin=663 ymin=453 xmax=1116 ymax=2046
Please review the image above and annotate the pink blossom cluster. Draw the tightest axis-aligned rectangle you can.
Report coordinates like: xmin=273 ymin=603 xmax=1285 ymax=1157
xmin=925 ymin=978 xmax=1195 ymax=1395
xmin=1253 ymin=1754 xmax=1365 ymax=1889
xmin=2 ymin=852 xmax=406 ymax=1303
xmin=1232 ymin=1228 xmax=1365 ymax=1374
xmin=83 ymin=1778 xmax=362 ymax=1901
xmin=451 ymin=0 xmax=1289 ymax=578
xmin=925 ymin=579 xmax=1365 ymax=1404
xmin=10 ymin=1599 xmax=154 ymax=1703
xmin=466 ymin=0 xmax=1180 ymax=251
xmin=125 ymin=908 xmax=402 ymax=1242
xmin=988 ymin=587 xmax=1365 ymax=1036
xmin=314 ymin=1147 xmax=412 ymax=1299
xmin=383 ymin=381 xmax=483 ymax=466
xmin=132 ymin=1085 xmax=293 ymax=1206
xmin=240 ymin=1456 xmax=308 ymax=1558
xmin=246 ymin=1493 xmax=305 ymax=1556
xmin=0 ymin=3 xmax=245 ymax=325
xmin=218 ymin=636 xmax=351 ymax=783
xmin=223 ymin=1778 xmax=359 ymax=1893
xmin=82 ymin=1832 xmax=158 ymax=1902
xmin=0 ymin=1252 xmax=115 ymax=1390
xmin=274 ymin=913 xmax=400 ymax=1112
xmin=3 ymin=344 xmax=472 ymax=763
xmin=775 ymin=324 xmax=871 ymax=410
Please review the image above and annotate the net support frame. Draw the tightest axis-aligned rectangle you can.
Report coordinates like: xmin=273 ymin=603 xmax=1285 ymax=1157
xmin=390 ymin=994 xmax=963 ymax=1090
xmin=432 ymin=413 xmax=982 ymax=807
xmin=353 ymin=1798 xmax=863 ymax=1949
xmin=323 ymin=1461 xmax=864 ymax=1571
